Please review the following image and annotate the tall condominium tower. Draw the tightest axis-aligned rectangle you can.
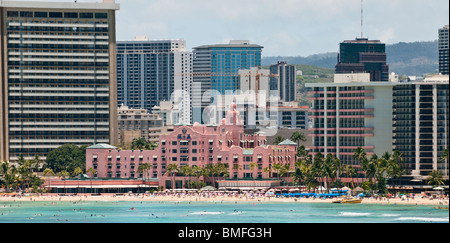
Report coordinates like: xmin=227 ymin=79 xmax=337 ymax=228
xmin=306 ymin=74 xmax=395 ymax=173
xmin=439 ymin=25 xmax=449 ymax=75
xmin=192 ymin=40 xmax=263 ymax=124
xmin=307 ymin=73 xmax=449 ymax=188
xmin=335 ymin=38 xmax=389 ymax=82
xmin=392 ymin=75 xmax=449 ymax=181
xmin=270 ymin=61 xmax=297 ymax=102
xmin=116 ymin=37 xmax=192 ymax=124
xmin=0 ymin=0 xmax=120 ymax=161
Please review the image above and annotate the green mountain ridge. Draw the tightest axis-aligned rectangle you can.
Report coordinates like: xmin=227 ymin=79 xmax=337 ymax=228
xmin=262 ymin=40 xmax=439 ymax=76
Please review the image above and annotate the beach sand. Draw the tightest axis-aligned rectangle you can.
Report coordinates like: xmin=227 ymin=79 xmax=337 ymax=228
xmin=1 ymin=193 xmax=448 ymax=206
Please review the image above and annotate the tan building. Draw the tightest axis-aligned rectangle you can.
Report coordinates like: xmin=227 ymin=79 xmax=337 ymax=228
xmin=0 ymin=0 xmax=120 ymax=161
xmin=118 ymin=104 xmax=171 ymax=146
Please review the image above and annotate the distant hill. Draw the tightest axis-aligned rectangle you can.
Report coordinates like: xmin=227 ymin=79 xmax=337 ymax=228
xmin=262 ymin=40 xmax=439 ymax=76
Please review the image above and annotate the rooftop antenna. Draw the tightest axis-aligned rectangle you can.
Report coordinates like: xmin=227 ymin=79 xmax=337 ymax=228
xmin=361 ymin=0 xmax=364 ymax=38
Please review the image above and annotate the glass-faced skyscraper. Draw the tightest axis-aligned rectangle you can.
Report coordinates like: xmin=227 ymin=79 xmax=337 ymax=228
xmin=192 ymin=40 xmax=263 ymax=124
xmin=0 ymin=0 xmax=120 ymax=161
xmin=335 ymin=38 xmax=389 ymax=82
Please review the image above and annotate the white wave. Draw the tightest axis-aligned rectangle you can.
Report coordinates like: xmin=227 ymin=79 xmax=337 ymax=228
xmin=396 ymin=217 xmax=449 ymax=222
xmin=339 ymin=212 xmax=372 ymax=216
xmin=189 ymin=211 xmax=224 ymax=215
xmin=382 ymin=214 xmax=400 ymax=217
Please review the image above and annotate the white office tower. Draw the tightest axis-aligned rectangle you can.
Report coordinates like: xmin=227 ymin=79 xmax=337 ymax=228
xmin=117 ymin=37 xmax=192 ymax=125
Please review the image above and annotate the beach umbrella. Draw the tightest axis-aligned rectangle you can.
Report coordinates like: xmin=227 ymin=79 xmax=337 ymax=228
xmin=341 ymin=187 xmax=350 ymax=191
xmin=354 ymin=187 xmax=364 ymax=192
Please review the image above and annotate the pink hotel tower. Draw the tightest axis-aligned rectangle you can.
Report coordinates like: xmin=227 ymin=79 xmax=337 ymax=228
xmin=86 ymin=104 xmax=298 ymax=189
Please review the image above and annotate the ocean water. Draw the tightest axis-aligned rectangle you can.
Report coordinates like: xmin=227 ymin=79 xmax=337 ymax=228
xmin=0 ymin=200 xmax=448 ymax=223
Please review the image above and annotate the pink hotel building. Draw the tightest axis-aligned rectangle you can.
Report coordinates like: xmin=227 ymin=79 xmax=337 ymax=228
xmin=86 ymin=104 xmax=298 ymax=189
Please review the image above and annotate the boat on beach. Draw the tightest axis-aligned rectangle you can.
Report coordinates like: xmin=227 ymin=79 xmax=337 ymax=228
xmin=332 ymin=198 xmax=363 ymax=204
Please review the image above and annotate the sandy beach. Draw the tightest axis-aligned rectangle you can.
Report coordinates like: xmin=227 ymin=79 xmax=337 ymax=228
xmin=1 ymin=193 xmax=448 ymax=206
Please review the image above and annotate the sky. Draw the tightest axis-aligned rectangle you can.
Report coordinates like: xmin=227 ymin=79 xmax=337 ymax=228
xmin=17 ymin=0 xmax=450 ymax=57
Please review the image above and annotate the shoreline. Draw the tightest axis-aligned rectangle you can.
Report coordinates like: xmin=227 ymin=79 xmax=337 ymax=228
xmin=1 ymin=193 xmax=448 ymax=206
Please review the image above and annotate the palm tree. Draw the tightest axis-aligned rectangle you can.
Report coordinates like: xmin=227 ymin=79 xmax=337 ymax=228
xmin=386 ymin=151 xmax=405 ymax=190
xmin=43 ymin=168 xmax=55 ymax=194
xmin=58 ymin=170 xmax=70 ymax=194
xmin=345 ymin=165 xmax=358 ymax=190
xmin=0 ymin=161 xmax=16 ymax=193
xmin=131 ymin=137 xmax=149 ymax=150
xmin=232 ymin=164 xmax=241 ymax=179
xmin=31 ymin=155 xmax=41 ymax=173
xmin=427 ymin=170 xmax=444 ymax=188
xmin=166 ymin=163 xmax=179 ymax=189
xmin=137 ymin=163 xmax=151 ymax=181
xmin=249 ymin=162 xmax=257 ymax=189
xmin=262 ymin=166 xmax=271 ymax=178
xmin=73 ymin=167 xmax=83 ymax=178
xmin=192 ymin=166 xmax=203 ymax=185
xmin=322 ymin=153 xmax=338 ymax=192
xmin=272 ymin=163 xmax=283 ymax=181
xmin=291 ymin=131 xmax=307 ymax=147
xmin=273 ymin=136 xmax=284 ymax=145
xmin=86 ymin=167 xmax=97 ymax=194
xmin=180 ymin=165 xmax=193 ymax=189
xmin=353 ymin=147 xmax=367 ymax=179
xmin=72 ymin=167 xmax=83 ymax=194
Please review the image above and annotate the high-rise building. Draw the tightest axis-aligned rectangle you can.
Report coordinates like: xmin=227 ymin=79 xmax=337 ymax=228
xmin=0 ymin=0 xmax=120 ymax=162
xmin=335 ymin=38 xmax=389 ymax=82
xmin=270 ymin=61 xmax=297 ymax=102
xmin=192 ymin=40 xmax=263 ymax=124
xmin=392 ymin=75 xmax=449 ymax=181
xmin=116 ymin=37 xmax=192 ymax=124
xmin=307 ymin=73 xmax=449 ymax=188
xmin=439 ymin=25 xmax=449 ymax=75
xmin=306 ymin=74 xmax=395 ymax=171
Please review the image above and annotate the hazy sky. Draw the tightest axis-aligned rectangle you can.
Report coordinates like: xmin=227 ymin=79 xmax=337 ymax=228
xmin=18 ymin=0 xmax=450 ymax=56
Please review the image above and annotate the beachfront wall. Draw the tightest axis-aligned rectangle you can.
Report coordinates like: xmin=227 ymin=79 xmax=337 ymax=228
xmin=86 ymin=104 xmax=298 ymax=189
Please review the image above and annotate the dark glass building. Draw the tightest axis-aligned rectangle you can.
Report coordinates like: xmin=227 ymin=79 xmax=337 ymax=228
xmin=335 ymin=38 xmax=389 ymax=82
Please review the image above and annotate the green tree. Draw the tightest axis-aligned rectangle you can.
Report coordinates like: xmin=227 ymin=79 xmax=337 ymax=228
xmin=45 ymin=144 xmax=88 ymax=173
xmin=0 ymin=161 xmax=16 ymax=193
xmin=137 ymin=163 xmax=151 ymax=181
xmin=166 ymin=163 xmax=179 ymax=189
xmin=427 ymin=170 xmax=444 ymax=187
xmin=273 ymin=136 xmax=284 ymax=145
xmin=73 ymin=167 xmax=83 ymax=178
xmin=43 ymin=168 xmax=55 ymax=193
xmin=131 ymin=137 xmax=157 ymax=150
xmin=353 ymin=147 xmax=368 ymax=179
xmin=58 ymin=170 xmax=71 ymax=194
xmin=291 ymin=131 xmax=307 ymax=147
xmin=249 ymin=162 xmax=257 ymax=188
xmin=344 ymin=165 xmax=358 ymax=190
xmin=86 ymin=167 xmax=96 ymax=193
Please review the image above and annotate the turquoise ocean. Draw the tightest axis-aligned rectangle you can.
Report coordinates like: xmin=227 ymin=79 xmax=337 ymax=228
xmin=0 ymin=200 xmax=448 ymax=223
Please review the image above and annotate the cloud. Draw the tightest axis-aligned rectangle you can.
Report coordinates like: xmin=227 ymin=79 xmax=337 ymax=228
xmin=13 ymin=0 xmax=450 ymax=56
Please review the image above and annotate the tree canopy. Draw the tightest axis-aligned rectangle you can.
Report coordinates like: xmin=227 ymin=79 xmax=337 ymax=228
xmin=45 ymin=144 xmax=88 ymax=173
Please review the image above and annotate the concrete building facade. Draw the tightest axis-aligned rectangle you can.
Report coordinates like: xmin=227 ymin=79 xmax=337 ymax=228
xmin=116 ymin=37 xmax=192 ymax=124
xmin=0 ymin=0 xmax=120 ymax=161
xmin=439 ymin=25 xmax=449 ymax=75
